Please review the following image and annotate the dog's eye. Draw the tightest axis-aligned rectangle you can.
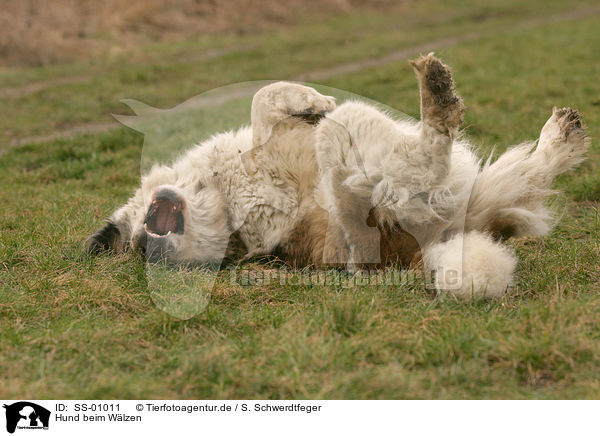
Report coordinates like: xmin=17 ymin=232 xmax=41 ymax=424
xmin=196 ymin=181 xmax=205 ymax=191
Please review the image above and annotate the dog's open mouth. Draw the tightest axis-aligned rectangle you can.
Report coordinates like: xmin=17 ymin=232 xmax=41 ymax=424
xmin=144 ymin=194 xmax=184 ymax=237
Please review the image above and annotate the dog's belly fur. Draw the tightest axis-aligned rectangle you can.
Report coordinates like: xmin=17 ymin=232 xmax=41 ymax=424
xmin=240 ymin=113 xmax=435 ymax=269
xmin=273 ymin=206 xmax=421 ymax=268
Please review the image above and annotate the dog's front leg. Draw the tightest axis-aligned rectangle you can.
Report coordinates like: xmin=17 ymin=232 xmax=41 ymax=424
xmin=409 ymin=53 xmax=466 ymax=184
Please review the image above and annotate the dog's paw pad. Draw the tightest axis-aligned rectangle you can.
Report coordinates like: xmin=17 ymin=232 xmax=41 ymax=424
xmin=410 ymin=52 xmax=465 ymax=132
xmin=553 ymin=106 xmax=587 ymax=142
xmin=538 ymin=106 xmax=590 ymax=163
xmin=411 ymin=54 xmax=461 ymax=106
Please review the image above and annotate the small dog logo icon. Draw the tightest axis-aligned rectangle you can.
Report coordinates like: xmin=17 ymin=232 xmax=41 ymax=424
xmin=3 ymin=402 xmax=50 ymax=434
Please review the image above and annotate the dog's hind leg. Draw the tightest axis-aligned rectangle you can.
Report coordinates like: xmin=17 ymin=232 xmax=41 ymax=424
xmin=250 ymin=82 xmax=336 ymax=148
xmin=409 ymin=52 xmax=466 ymax=184
xmin=535 ymin=107 xmax=589 ymax=177
xmin=466 ymin=107 xmax=589 ymax=239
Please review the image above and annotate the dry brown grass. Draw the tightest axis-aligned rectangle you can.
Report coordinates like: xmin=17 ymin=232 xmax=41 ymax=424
xmin=0 ymin=0 xmax=400 ymax=67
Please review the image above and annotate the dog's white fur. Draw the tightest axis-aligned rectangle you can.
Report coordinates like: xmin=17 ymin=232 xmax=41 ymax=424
xmin=423 ymin=231 xmax=517 ymax=298
xmin=89 ymin=53 xmax=589 ymax=299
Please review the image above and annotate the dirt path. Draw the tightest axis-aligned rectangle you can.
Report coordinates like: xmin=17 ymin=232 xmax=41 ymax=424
xmin=0 ymin=75 xmax=93 ymax=99
xmin=296 ymin=5 xmax=600 ymax=81
xmin=5 ymin=4 xmax=600 ymax=150
xmin=7 ymin=122 xmax=118 ymax=147
xmin=0 ymin=44 xmax=257 ymax=101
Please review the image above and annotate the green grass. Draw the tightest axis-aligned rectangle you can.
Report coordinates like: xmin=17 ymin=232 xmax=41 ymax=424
xmin=1 ymin=0 xmax=600 ymax=399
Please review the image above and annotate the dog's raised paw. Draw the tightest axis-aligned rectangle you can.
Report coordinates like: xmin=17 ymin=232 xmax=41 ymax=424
xmin=410 ymin=52 xmax=465 ymax=134
xmin=537 ymin=106 xmax=589 ymax=170
xmin=288 ymin=94 xmax=336 ymax=118
xmin=411 ymin=54 xmax=459 ymax=106
xmin=553 ymin=106 xmax=588 ymax=143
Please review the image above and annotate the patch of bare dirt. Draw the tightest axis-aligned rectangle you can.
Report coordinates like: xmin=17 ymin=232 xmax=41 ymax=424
xmin=0 ymin=0 xmax=401 ymax=67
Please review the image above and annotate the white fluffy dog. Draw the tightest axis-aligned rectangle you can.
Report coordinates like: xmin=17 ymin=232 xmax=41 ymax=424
xmin=87 ymin=53 xmax=589 ymax=299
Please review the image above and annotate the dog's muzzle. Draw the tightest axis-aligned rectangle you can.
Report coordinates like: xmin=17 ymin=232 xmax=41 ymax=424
xmin=136 ymin=189 xmax=185 ymax=262
xmin=144 ymin=189 xmax=185 ymax=237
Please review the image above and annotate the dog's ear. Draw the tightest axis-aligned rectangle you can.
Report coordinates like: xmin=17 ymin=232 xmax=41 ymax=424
xmin=86 ymin=221 xmax=121 ymax=254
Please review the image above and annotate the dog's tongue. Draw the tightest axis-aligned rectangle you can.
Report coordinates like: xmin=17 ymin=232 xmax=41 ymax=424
xmin=146 ymin=199 xmax=182 ymax=235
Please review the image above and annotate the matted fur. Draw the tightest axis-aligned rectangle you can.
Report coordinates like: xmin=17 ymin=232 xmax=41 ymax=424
xmin=88 ymin=53 xmax=589 ymax=299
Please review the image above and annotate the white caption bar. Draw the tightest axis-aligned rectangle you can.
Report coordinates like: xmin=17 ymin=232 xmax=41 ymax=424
xmin=1 ymin=400 xmax=597 ymax=435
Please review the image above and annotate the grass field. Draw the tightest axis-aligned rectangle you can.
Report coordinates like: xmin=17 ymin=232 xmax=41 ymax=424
xmin=1 ymin=0 xmax=600 ymax=399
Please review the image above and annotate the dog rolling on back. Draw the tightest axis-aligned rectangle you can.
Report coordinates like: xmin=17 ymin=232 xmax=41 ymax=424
xmin=88 ymin=53 xmax=589 ymax=299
